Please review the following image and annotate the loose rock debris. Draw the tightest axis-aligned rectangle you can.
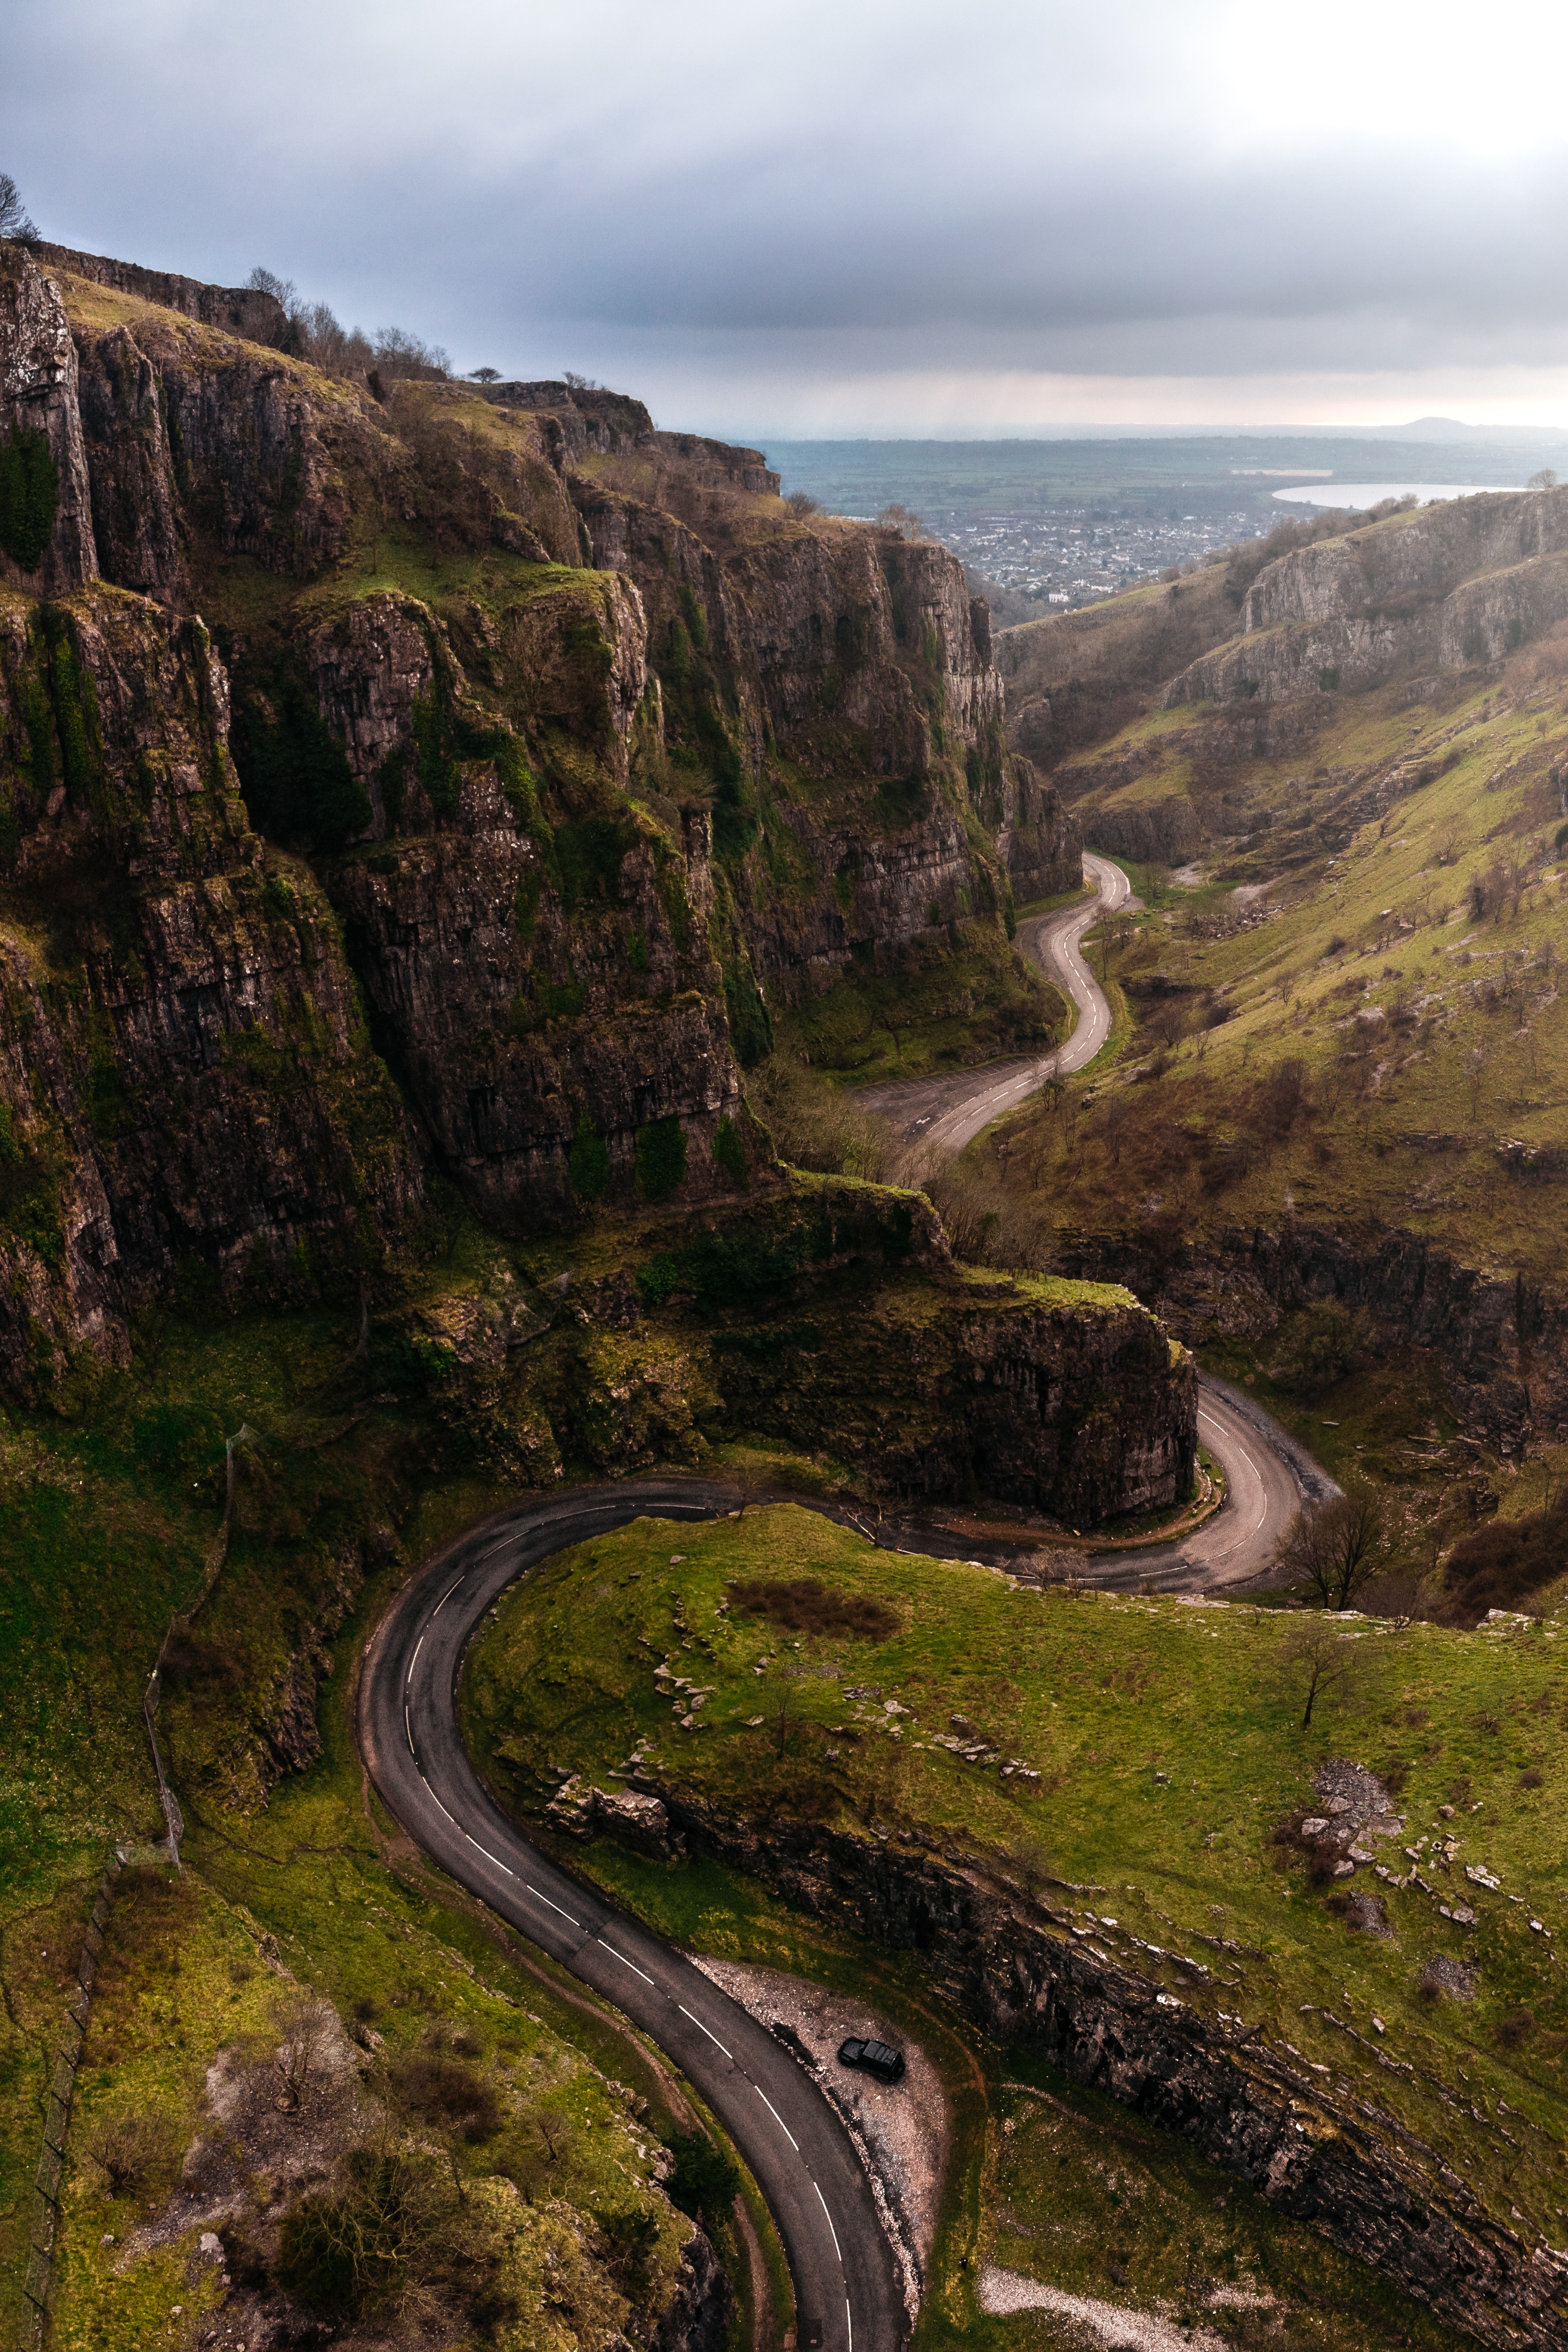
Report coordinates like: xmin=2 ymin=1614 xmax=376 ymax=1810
xmin=978 ymin=2264 xmax=1231 ymax=2350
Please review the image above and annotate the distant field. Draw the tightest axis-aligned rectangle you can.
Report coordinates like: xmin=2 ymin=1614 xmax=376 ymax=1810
xmin=762 ymin=435 xmax=1558 ymax=523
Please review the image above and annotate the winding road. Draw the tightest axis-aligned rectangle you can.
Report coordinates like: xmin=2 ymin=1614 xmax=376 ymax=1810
xmin=360 ymin=851 xmax=1334 ymax=2350
xmin=361 ymin=1482 xmax=909 ymax=2352
xmin=859 ymin=850 xmax=1131 ymax=1154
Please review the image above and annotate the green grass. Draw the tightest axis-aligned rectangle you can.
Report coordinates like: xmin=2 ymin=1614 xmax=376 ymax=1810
xmin=1024 ymin=628 xmax=1568 ymax=1283
xmin=775 ymin=915 xmax=1068 ymax=1088
xmin=462 ymin=1503 xmax=1520 ymax=2346
xmin=462 ymin=1503 xmax=1568 ymax=2279
xmin=0 ymin=1290 xmax=797 ymax=2351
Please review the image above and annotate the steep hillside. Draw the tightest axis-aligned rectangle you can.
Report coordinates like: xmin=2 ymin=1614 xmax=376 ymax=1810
xmin=975 ymin=489 xmax=1568 ymax=1522
xmin=0 ymin=240 xmax=1095 ymax=1424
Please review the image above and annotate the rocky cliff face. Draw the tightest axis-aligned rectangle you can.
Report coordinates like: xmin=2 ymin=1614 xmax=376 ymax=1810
xmin=26 ymin=243 xmax=1075 ymax=1234
xmin=571 ymin=1794 xmax=1566 ymax=2350
xmin=0 ymin=243 xmax=1103 ymax=1455
xmin=1 ymin=249 xmax=99 ymax=597
xmin=0 ymin=578 xmax=422 ymax=1392
xmin=1164 ymin=489 xmax=1568 ymax=707
xmin=1057 ymin=1215 xmax=1568 ymax=1459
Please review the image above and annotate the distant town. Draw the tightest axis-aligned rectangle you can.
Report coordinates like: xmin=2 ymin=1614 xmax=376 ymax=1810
xmin=941 ymin=504 xmax=1260 ymax=613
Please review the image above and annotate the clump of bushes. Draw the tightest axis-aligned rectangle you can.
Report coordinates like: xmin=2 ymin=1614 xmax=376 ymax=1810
xmin=728 ymin=1574 xmax=898 ymax=1643
xmin=1269 ymin=1298 xmax=1373 ymax=1400
xmin=1435 ymin=1496 xmax=1568 ymax=1628
xmin=389 ymin=2049 xmax=503 ymax=2142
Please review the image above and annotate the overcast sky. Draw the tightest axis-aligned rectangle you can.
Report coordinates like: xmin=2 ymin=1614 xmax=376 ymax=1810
xmin=8 ymin=0 xmax=1568 ymax=438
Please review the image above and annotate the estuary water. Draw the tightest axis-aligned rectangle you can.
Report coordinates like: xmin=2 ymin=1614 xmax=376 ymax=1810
xmin=1273 ymin=480 xmax=1526 ymax=509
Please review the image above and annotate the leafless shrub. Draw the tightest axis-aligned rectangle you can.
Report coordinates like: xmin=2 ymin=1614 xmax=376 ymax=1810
xmin=746 ymin=1054 xmax=894 ymax=1182
xmin=1270 ymin=1491 xmax=1387 ymax=1610
xmin=1030 ymin=1548 xmax=1088 ymax=1598
xmin=84 ymin=2113 xmax=181 ymax=2198
xmin=0 ymin=171 xmax=37 ymax=243
xmin=273 ymin=1994 xmax=337 ymax=2114
xmin=1280 ymin=1617 xmax=1360 ymax=1728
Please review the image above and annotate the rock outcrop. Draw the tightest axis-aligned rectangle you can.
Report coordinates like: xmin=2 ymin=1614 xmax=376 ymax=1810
xmin=28 ymin=242 xmax=289 ymax=342
xmin=0 ymin=582 xmax=422 ymax=1391
xmin=1 ymin=249 xmax=98 ymax=596
xmin=1056 ymin=1215 xmax=1568 ymax=1458
xmin=650 ymin=2224 xmax=734 ymax=2352
xmin=1164 ymin=489 xmax=1568 ymax=707
xmin=581 ymin=1794 xmax=1567 ymax=2350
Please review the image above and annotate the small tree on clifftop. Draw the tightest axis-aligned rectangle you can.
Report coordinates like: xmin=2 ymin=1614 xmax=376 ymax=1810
xmin=0 ymin=173 xmax=38 ymax=243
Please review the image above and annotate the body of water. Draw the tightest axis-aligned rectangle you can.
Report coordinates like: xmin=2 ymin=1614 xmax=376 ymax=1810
xmin=1273 ymin=480 xmax=1526 ymax=509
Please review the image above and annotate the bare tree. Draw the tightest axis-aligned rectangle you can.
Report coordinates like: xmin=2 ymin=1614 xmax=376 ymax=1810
xmin=469 ymin=366 xmax=502 ymax=383
xmin=1030 ymin=1547 xmax=1087 ymax=1598
xmin=877 ymin=502 xmax=927 ymax=540
xmin=1528 ymin=468 xmax=1559 ymax=491
xmin=1270 ymin=1491 xmax=1386 ymax=1610
xmin=0 ymin=172 xmax=38 ymax=243
xmin=273 ymin=1994 xmax=336 ymax=2113
xmin=1283 ymin=1616 xmax=1356 ymax=1727
xmin=785 ymin=490 xmax=822 ymax=516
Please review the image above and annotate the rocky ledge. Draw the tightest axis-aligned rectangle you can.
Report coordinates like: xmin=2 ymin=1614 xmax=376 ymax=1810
xmin=553 ymin=1785 xmax=1567 ymax=2350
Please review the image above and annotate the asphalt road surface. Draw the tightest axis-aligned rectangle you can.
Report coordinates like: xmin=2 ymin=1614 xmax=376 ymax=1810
xmin=860 ymin=851 xmax=1131 ymax=1154
xmin=361 ymin=1480 xmax=910 ymax=2352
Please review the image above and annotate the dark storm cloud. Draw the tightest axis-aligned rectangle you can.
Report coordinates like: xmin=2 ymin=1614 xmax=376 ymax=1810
xmin=5 ymin=0 xmax=1567 ymax=421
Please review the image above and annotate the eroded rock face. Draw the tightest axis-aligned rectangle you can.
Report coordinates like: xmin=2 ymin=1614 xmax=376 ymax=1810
xmin=1056 ymin=1217 xmax=1568 ymax=1458
xmin=1165 ymin=488 xmax=1568 ymax=706
xmin=649 ymin=2224 xmax=734 ymax=2352
xmin=0 ymin=585 xmax=422 ymax=1391
xmin=0 ymin=251 xmax=99 ymax=596
xmin=336 ymin=790 xmax=748 ymax=1227
xmin=595 ymin=1798 xmax=1565 ymax=2351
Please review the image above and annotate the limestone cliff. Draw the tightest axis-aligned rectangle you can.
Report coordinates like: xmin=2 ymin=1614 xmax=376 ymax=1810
xmin=1164 ymin=488 xmax=1568 ymax=707
xmin=0 ymin=578 xmax=421 ymax=1393
xmin=0 ymin=241 xmax=1133 ymax=1513
xmin=28 ymin=244 xmax=1075 ymax=1229
xmin=566 ymin=1798 xmax=1567 ymax=2352
xmin=1 ymin=247 xmax=98 ymax=596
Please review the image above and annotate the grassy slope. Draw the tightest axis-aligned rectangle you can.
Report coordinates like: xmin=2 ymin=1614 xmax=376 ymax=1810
xmin=461 ymin=1502 xmax=1568 ymax=2343
xmin=992 ymin=536 xmax=1568 ymax=1289
xmin=0 ymin=1257 xmax=816 ymax=2350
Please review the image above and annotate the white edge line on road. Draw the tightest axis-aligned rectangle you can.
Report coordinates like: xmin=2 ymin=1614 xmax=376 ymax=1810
xmin=525 ymin=1883 xmax=581 ymax=1928
xmin=431 ymin=1575 xmax=464 ymax=1616
xmin=598 ymin=1937 xmax=656 ymax=1986
xmin=417 ymin=1772 xmax=458 ymax=1830
xmin=677 ymin=2002 xmax=735 ymax=2059
xmin=465 ymin=1835 xmax=515 ymax=1877
xmin=404 ymin=1705 xmax=415 ymax=1757
xmin=814 ymin=2180 xmax=843 ymax=2261
xmin=406 ymin=1631 xmax=425 ymax=1687
xmin=754 ymin=2085 xmax=799 ymax=2150
xmin=847 ymin=2295 xmax=854 ymax=2351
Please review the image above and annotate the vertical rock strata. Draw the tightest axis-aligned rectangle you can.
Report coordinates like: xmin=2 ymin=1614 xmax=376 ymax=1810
xmin=0 ymin=581 xmax=421 ymax=1390
xmin=0 ymin=249 xmax=99 ymax=596
xmin=0 ymin=243 xmax=1204 ymax=1529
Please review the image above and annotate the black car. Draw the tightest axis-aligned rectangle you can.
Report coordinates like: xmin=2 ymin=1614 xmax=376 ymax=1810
xmin=837 ymin=2035 xmax=906 ymax=2084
